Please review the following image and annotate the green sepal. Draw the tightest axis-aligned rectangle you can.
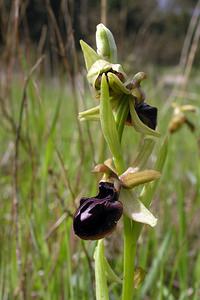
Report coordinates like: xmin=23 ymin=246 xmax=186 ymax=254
xmin=79 ymin=115 xmax=100 ymax=122
xmin=79 ymin=105 xmax=100 ymax=121
xmin=120 ymin=189 xmax=157 ymax=227
xmin=80 ymin=40 xmax=100 ymax=71
xmin=100 ymin=74 xmax=124 ymax=173
xmin=96 ymin=23 xmax=117 ymax=63
xmin=87 ymin=59 xmax=111 ymax=87
xmin=129 ymin=100 xmax=160 ymax=137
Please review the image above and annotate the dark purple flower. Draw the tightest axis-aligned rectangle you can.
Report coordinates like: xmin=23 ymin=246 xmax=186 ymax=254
xmin=135 ymin=102 xmax=157 ymax=130
xmin=73 ymin=182 xmax=123 ymax=240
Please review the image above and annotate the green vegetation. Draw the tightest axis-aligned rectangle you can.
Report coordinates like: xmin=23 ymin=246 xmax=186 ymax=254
xmin=0 ymin=67 xmax=200 ymax=299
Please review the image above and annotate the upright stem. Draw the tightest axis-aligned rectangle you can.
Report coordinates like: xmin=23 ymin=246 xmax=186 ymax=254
xmin=99 ymin=75 xmax=139 ymax=300
xmin=115 ymin=100 xmax=138 ymax=300
xmin=122 ymin=219 xmax=142 ymax=300
xmin=95 ymin=240 xmax=109 ymax=300
xmin=122 ymin=216 xmax=136 ymax=300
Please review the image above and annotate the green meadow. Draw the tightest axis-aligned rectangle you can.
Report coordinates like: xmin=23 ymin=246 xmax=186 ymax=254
xmin=0 ymin=66 xmax=200 ymax=299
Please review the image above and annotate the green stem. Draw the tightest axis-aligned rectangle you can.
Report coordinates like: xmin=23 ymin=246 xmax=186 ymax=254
xmin=99 ymin=74 xmax=141 ymax=300
xmin=114 ymin=97 xmax=139 ymax=300
xmin=122 ymin=219 xmax=143 ymax=300
xmin=95 ymin=240 xmax=109 ymax=300
xmin=114 ymin=100 xmax=139 ymax=300
xmin=122 ymin=216 xmax=137 ymax=300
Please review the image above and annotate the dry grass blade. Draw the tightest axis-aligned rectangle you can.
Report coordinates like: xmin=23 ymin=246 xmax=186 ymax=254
xmin=55 ymin=147 xmax=76 ymax=202
xmin=45 ymin=212 xmax=69 ymax=240
xmin=179 ymin=0 xmax=200 ymax=70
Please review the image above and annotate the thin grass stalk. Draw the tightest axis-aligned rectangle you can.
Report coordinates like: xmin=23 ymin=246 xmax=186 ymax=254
xmin=179 ymin=0 xmax=200 ymax=70
xmin=101 ymin=0 xmax=107 ymax=26
xmin=163 ymin=3 xmax=200 ymax=111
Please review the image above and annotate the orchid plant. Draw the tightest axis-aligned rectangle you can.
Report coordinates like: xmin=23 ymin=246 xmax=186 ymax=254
xmin=73 ymin=24 xmax=168 ymax=300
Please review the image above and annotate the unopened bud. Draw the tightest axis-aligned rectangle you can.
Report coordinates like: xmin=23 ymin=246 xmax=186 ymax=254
xmin=96 ymin=23 xmax=117 ymax=63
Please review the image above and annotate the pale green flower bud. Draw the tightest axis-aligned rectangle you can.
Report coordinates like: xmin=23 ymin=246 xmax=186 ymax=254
xmin=96 ymin=23 xmax=117 ymax=63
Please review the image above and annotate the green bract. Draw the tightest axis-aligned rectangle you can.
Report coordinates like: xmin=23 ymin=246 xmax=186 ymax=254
xmin=107 ymin=72 xmax=130 ymax=95
xmin=99 ymin=74 xmax=124 ymax=173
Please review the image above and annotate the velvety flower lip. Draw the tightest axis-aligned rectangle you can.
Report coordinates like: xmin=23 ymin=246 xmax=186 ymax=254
xmin=126 ymin=102 xmax=158 ymax=130
xmin=73 ymin=182 xmax=123 ymax=240
xmin=135 ymin=102 xmax=157 ymax=130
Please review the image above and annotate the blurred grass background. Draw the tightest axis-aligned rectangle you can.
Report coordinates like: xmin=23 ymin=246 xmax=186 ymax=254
xmin=0 ymin=0 xmax=200 ymax=299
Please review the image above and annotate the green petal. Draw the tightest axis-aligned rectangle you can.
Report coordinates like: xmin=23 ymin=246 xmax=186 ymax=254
xmin=119 ymin=168 xmax=161 ymax=189
xmin=78 ymin=105 xmax=100 ymax=121
xmin=107 ymin=72 xmax=130 ymax=95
